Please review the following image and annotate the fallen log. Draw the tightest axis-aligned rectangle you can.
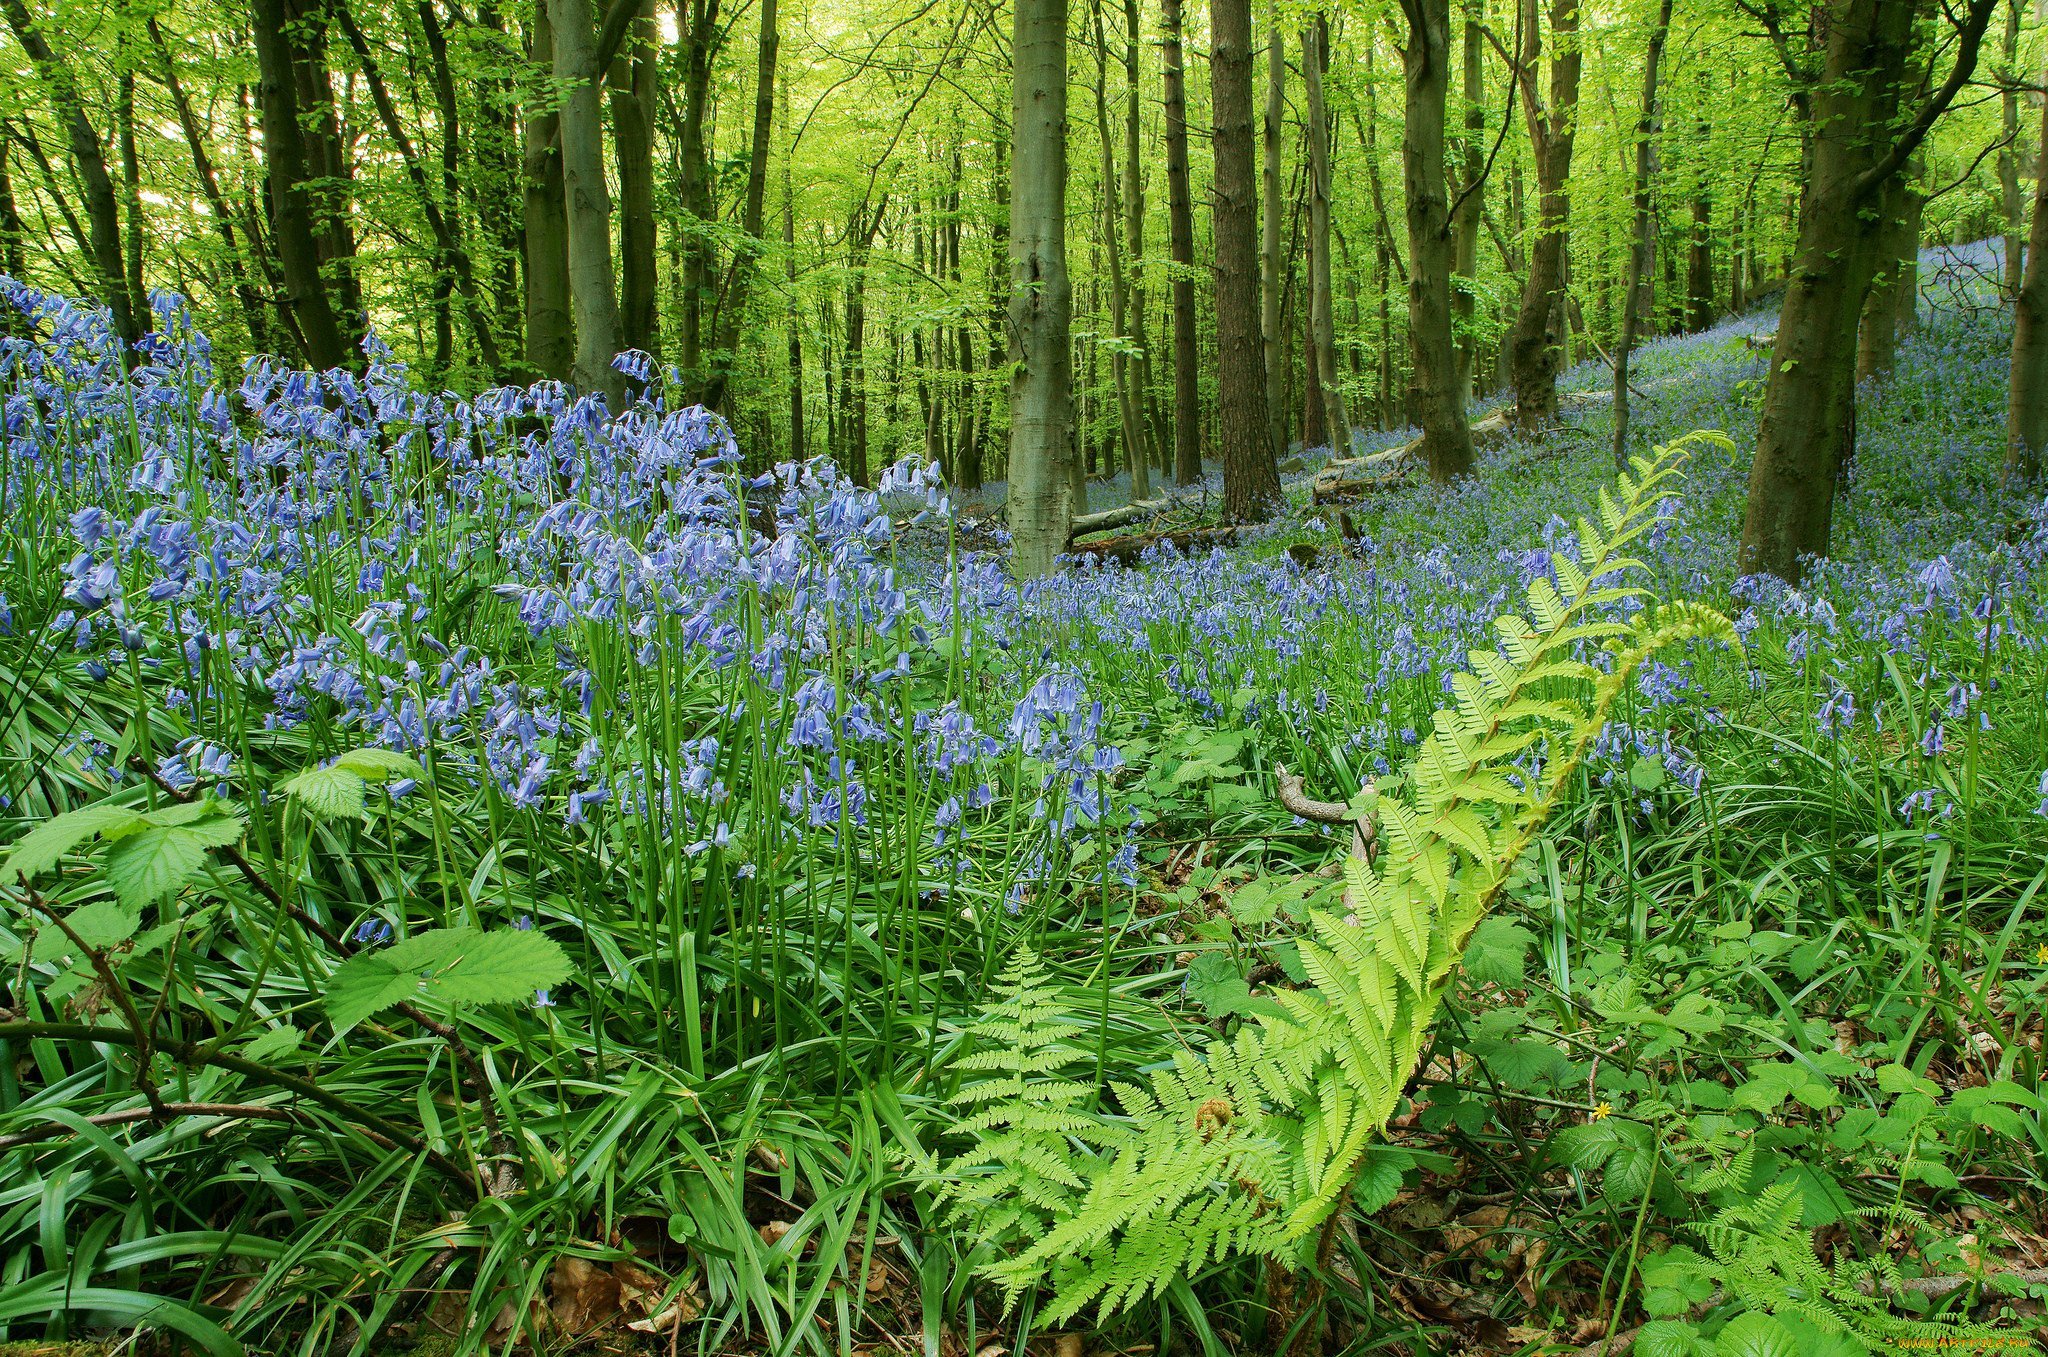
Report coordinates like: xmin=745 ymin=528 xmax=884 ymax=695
xmin=1068 ymin=492 xmax=1204 ymax=541
xmin=1067 ymin=524 xmax=1240 ymax=565
xmin=1311 ymin=409 xmax=1515 ymax=504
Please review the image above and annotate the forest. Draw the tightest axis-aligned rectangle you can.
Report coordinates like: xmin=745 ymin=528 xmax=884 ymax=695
xmin=0 ymin=0 xmax=2047 ymax=1351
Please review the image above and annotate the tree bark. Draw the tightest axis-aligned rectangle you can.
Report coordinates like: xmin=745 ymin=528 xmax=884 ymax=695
xmin=611 ymin=0 xmax=659 ymax=360
xmin=1452 ymin=5 xmax=1484 ymax=407
xmin=1401 ymin=0 xmax=1476 ymax=481
xmin=1094 ymin=0 xmax=1152 ymax=501
xmin=1261 ymin=9 xmax=1289 ymax=457
xmin=1611 ymin=0 xmax=1672 ymax=469
xmin=553 ymin=0 xmax=627 ymax=403
xmin=1161 ymin=0 xmax=1204 ymax=486
xmin=1008 ymin=0 xmax=1075 ymax=574
xmin=700 ymin=0 xmax=779 ymax=414
xmin=1504 ymin=0 xmax=1581 ymax=429
xmin=1856 ymin=167 xmax=1923 ymax=382
xmin=2001 ymin=0 xmax=2025 ymax=297
xmin=1303 ymin=14 xmax=1349 ymax=454
xmin=1211 ymin=0 xmax=1283 ymax=520
xmin=250 ymin=0 xmax=354 ymax=370
xmin=1739 ymin=0 xmax=1998 ymax=582
xmin=0 ymin=0 xmax=141 ymax=349
xmin=522 ymin=3 xmax=574 ymax=382
xmin=2010 ymin=35 xmax=2048 ymax=485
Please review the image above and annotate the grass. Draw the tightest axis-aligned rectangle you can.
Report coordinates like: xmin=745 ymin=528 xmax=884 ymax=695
xmin=0 ymin=252 xmax=2041 ymax=1356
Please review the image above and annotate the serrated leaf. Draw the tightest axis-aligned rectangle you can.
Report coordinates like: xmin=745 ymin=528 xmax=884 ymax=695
xmin=31 ymin=900 xmax=141 ymax=962
xmin=1463 ymin=917 xmax=1533 ymax=988
xmin=5 ymin=803 xmax=147 ymax=881
xmin=326 ymin=950 xmax=431 ymax=1035
xmin=103 ymin=824 xmax=216 ymax=908
xmin=238 ymin=1026 xmax=306 ymax=1063
xmin=426 ymin=928 xmax=573 ymax=1006
xmin=282 ymin=765 xmax=367 ymax=821
xmin=331 ymin=747 xmax=424 ymax=783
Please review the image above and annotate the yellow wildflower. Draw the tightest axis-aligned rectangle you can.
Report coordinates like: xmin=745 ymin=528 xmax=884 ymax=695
xmin=1591 ymin=1101 xmax=1613 ymax=1121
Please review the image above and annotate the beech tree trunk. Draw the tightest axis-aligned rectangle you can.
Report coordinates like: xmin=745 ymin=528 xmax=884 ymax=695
xmin=2009 ymin=36 xmax=2048 ymax=485
xmin=1094 ymin=0 xmax=1151 ymax=501
xmin=522 ymin=3 xmax=574 ymax=382
xmin=1452 ymin=6 xmax=1484 ymax=407
xmin=1124 ymin=0 xmax=1166 ymax=476
xmin=553 ymin=0 xmax=626 ymax=403
xmin=611 ymin=0 xmax=659 ymax=360
xmin=1739 ymin=0 xmax=1997 ymax=581
xmin=1303 ymin=14 xmax=1349 ymax=454
xmin=1161 ymin=0 xmax=1204 ymax=486
xmin=1505 ymin=0 xmax=1580 ymax=429
xmin=2 ymin=0 xmax=141 ymax=349
xmin=700 ymin=0 xmax=779 ymax=414
xmin=1401 ymin=0 xmax=1476 ymax=481
xmin=251 ymin=0 xmax=353 ymax=370
xmin=1856 ymin=168 xmax=1923 ymax=382
xmin=2001 ymin=0 xmax=2024 ymax=297
xmin=1211 ymin=0 xmax=1283 ymax=520
xmin=1008 ymin=0 xmax=1075 ymax=574
xmin=1261 ymin=11 xmax=1288 ymax=457
xmin=1611 ymin=0 xmax=1672 ymax=469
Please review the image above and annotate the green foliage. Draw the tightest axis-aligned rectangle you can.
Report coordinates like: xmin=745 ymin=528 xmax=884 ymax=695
xmin=946 ymin=438 xmax=1746 ymax=1319
xmin=325 ymin=926 xmax=572 ymax=1034
xmin=280 ymin=747 xmax=425 ymax=822
xmin=5 ymin=795 xmax=245 ymax=912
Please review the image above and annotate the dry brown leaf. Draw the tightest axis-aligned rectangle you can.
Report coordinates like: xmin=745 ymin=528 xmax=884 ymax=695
xmin=549 ymin=1256 xmax=622 ymax=1335
xmin=760 ymin=1219 xmax=794 ymax=1247
xmin=1053 ymin=1334 xmax=1084 ymax=1357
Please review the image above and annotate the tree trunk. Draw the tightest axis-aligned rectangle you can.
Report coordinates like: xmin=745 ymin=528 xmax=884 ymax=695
xmin=611 ymin=0 xmax=659 ymax=359
xmin=1124 ymin=0 xmax=1166 ymax=477
xmin=2001 ymin=0 xmax=2024 ymax=297
xmin=553 ymin=0 xmax=626 ymax=403
xmin=1504 ymin=0 xmax=1580 ymax=429
xmin=2009 ymin=36 xmax=2048 ymax=485
xmin=1008 ymin=0 xmax=1076 ymax=574
xmin=1211 ymin=0 xmax=1282 ymax=519
xmin=0 ymin=0 xmax=141 ymax=349
xmin=1740 ymin=0 xmax=1997 ymax=581
xmin=1452 ymin=5 xmax=1484 ymax=407
xmin=250 ymin=0 xmax=353 ymax=370
xmin=1303 ymin=13 xmax=1349 ymax=453
xmin=674 ymin=0 xmax=724 ymax=387
xmin=1611 ymin=0 xmax=1672 ymax=469
xmin=523 ymin=3 xmax=574 ymax=382
xmin=701 ymin=0 xmax=779 ymax=414
xmin=1856 ymin=167 xmax=1923 ymax=382
xmin=1402 ymin=0 xmax=1476 ymax=480
xmin=1261 ymin=9 xmax=1289 ymax=457
xmin=1161 ymin=0 xmax=1204 ymax=486
xmin=1094 ymin=0 xmax=1152 ymax=501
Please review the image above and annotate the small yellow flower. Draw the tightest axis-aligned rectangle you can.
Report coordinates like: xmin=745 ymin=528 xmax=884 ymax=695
xmin=1591 ymin=1101 xmax=1613 ymax=1121
xmin=2036 ymin=943 xmax=2048 ymax=966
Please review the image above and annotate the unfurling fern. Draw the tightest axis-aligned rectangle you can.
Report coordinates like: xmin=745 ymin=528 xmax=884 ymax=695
xmin=945 ymin=436 xmax=1745 ymax=1321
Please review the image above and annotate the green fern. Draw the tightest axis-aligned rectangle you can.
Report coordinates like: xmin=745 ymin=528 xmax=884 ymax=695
xmin=945 ymin=436 xmax=1746 ymax=1321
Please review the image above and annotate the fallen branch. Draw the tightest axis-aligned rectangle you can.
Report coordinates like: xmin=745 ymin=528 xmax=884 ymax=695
xmin=1274 ymin=764 xmax=1377 ymax=874
xmin=1311 ymin=409 xmax=1515 ymax=503
xmin=1068 ymin=525 xmax=1239 ymax=565
xmin=1069 ymin=492 xmax=1206 ymax=541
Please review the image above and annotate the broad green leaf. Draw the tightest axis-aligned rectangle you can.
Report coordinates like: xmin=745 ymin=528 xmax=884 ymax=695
xmin=282 ymin=765 xmax=367 ymax=821
xmin=104 ymin=824 xmax=216 ymax=908
xmin=1463 ymin=916 xmax=1533 ymax=988
xmin=1714 ymin=1312 xmax=1799 ymax=1357
xmin=332 ymin=747 xmax=424 ymax=783
xmin=426 ymin=928 xmax=573 ymax=1006
xmin=31 ymin=900 xmax=141 ymax=962
xmin=326 ymin=951 xmax=431 ymax=1035
xmin=5 ymin=803 xmax=147 ymax=881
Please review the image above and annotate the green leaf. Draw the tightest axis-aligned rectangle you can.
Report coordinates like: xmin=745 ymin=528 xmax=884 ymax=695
xmin=331 ymin=747 xmax=424 ymax=783
xmin=1184 ymin=953 xmax=1253 ymax=1017
xmin=282 ymin=765 xmax=368 ymax=821
xmin=238 ymin=1027 xmax=306 ymax=1064
xmin=426 ymin=928 xmax=573 ymax=1006
xmin=325 ymin=926 xmax=571 ymax=1034
xmin=31 ymin=900 xmax=141 ymax=962
xmin=1631 ymin=1321 xmax=1708 ymax=1357
xmin=1463 ymin=917 xmax=1533 ymax=988
xmin=5 ymin=803 xmax=147 ymax=881
xmin=104 ymin=826 xmax=210 ymax=908
xmin=326 ymin=950 xmax=430 ymax=1035
xmin=1629 ymin=756 xmax=1668 ymax=792
xmin=1714 ymin=1312 xmax=1799 ymax=1357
